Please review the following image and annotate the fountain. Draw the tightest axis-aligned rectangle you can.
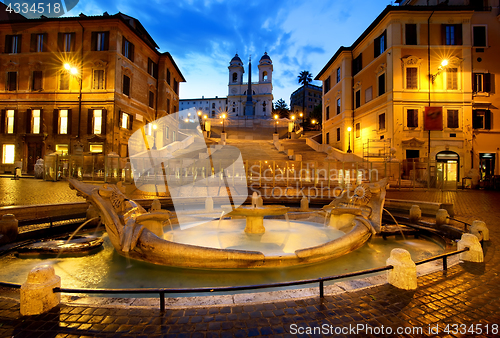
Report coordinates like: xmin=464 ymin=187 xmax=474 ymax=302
xmin=67 ymin=178 xmax=390 ymax=269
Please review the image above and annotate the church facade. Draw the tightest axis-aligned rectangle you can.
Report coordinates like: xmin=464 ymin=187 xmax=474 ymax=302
xmin=227 ymin=53 xmax=273 ymax=118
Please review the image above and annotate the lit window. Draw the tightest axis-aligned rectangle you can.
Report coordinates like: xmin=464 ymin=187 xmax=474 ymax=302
xmin=121 ymin=113 xmax=129 ymax=129
xmin=6 ymin=110 xmax=15 ymax=134
xmin=55 ymin=144 xmax=68 ymax=154
xmin=2 ymin=144 xmax=15 ymax=164
xmin=93 ymin=110 xmax=102 ymax=134
xmin=59 ymin=110 xmax=68 ymax=134
xmin=90 ymin=145 xmax=103 ymax=153
xmin=32 ymin=109 xmax=41 ymax=134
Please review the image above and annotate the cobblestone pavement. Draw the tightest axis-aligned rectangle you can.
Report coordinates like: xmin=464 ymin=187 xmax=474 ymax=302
xmin=0 ymin=190 xmax=499 ymax=337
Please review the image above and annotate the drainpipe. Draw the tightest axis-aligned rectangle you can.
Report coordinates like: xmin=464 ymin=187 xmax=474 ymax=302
xmin=427 ymin=11 xmax=435 ymax=166
xmin=351 ymin=50 xmax=355 ymax=154
xmin=77 ymin=20 xmax=84 ymax=143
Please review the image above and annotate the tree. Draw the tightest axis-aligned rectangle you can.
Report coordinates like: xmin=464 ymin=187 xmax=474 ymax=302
xmin=297 ymin=70 xmax=313 ymax=122
xmin=273 ymin=98 xmax=289 ymax=118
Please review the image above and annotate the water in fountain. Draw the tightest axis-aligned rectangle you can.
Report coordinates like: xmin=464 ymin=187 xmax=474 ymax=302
xmin=383 ymin=208 xmax=406 ymax=241
xmin=55 ymin=217 xmax=100 ymax=259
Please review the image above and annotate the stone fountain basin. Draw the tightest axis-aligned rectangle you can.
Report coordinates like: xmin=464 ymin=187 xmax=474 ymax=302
xmin=122 ymin=215 xmax=372 ymax=269
xmin=225 ymin=205 xmax=290 ymax=234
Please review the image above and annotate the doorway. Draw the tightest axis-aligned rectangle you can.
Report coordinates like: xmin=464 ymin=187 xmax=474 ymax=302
xmin=479 ymin=153 xmax=495 ymax=180
xmin=436 ymin=151 xmax=459 ymax=190
xmin=27 ymin=142 xmax=42 ymax=174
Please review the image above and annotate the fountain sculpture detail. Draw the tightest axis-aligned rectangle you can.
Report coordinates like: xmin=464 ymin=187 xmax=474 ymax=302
xmin=69 ymin=178 xmax=389 ymax=269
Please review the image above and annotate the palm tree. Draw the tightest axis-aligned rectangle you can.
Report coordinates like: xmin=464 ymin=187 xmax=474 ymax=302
xmin=297 ymin=71 xmax=313 ymax=123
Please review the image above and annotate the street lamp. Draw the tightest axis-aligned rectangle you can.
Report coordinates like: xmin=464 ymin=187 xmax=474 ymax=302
xmin=311 ymin=119 xmax=316 ymax=131
xmin=299 ymin=112 xmax=303 ymax=125
xmin=203 ymin=114 xmax=207 ymax=131
xmin=63 ymin=63 xmax=82 ymax=139
xmin=274 ymin=114 xmax=279 ymax=134
xmin=291 ymin=115 xmax=296 ymax=133
xmin=221 ymin=113 xmax=227 ymax=133
xmin=197 ymin=110 xmax=202 ymax=127
xmin=347 ymin=126 xmax=352 ymax=153
xmin=152 ymin=124 xmax=158 ymax=150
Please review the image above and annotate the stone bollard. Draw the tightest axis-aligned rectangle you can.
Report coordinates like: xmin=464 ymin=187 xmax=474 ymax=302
xmin=386 ymin=248 xmax=417 ymax=290
xmin=470 ymin=220 xmax=489 ymax=241
xmin=436 ymin=209 xmax=449 ymax=226
xmin=20 ymin=265 xmax=61 ymax=316
xmin=300 ymin=197 xmax=309 ymax=211
xmin=257 ymin=195 xmax=263 ymax=208
xmin=0 ymin=214 xmax=18 ymax=244
xmin=458 ymin=233 xmax=484 ymax=263
xmin=205 ymin=197 xmax=214 ymax=212
xmin=409 ymin=205 xmax=421 ymax=223
xmin=150 ymin=199 xmax=162 ymax=212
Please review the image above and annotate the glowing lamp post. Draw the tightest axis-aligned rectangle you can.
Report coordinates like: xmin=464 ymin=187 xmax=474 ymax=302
xmin=63 ymin=63 xmax=82 ymax=139
xmin=152 ymin=124 xmax=158 ymax=150
xmin=221 ymin=113 xmax=227 ymax=133
xmin=203 ymin=114 xmax=207 ymax=131
xmin=299 ymin=112 xmax=304 ymax=125
xmin=347 ymin=126 xmax=352 ymax=153
xmin=274 ymin=114 xmax=279 ymax=134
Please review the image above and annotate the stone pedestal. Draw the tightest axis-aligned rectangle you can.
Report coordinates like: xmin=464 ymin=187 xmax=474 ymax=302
xmin=386 ymin=248 xmax=417 ymax=290
xmin=470 ymin=220 xmax=489 ymax=241
xmin=458 ymin=233 xmax=484 ymax=262
xmin=436 ymin=209 xmax=449 ymax=226
xmin=300 ymin=197 xmax=309 ymax=211
xmin=273 ymin=133 xmax=279 ymax=142
xmin=0 ymin=214 xmax=18 ymax=244
xmin=20 ymin=265 xmax=61 ymax=316
xmin=409 ymin=205 xmax=421 ymax=223
xmin=244 ymin=216 xmax=266 ymax=234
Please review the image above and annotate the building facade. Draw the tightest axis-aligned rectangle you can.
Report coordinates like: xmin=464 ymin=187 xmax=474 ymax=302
xmin=227 ymin=53 xmax=273 ymax=118
xmin=290 ymin=83 xmax=322 ymax=119
xmin=0 ymin=11 xmax=185 ymax=174
xmin=179 ymin=97 xmax=228 ymax=119
xmin=316 ymin=0 xmax=500 ymax=185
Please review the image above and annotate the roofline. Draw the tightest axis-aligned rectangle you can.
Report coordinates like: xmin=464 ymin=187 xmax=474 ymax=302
xmin=0 ymin=12 xmax=160 ymax=51
xmin=315 ymin=4 xmax=475 ymax=80
xmin=180 ymin=97 xmax=228 ymax=101
xmin=162 ymin=52 xmax=186 ymax=83
xmin=290 ymin=83 xmax=323 ymax=97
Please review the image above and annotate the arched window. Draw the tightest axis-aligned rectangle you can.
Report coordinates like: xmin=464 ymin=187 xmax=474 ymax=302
xmin=232 ymin=72 xmax=238 ymax=82
xmin=262 ymin=71 xmax=268 ymax=81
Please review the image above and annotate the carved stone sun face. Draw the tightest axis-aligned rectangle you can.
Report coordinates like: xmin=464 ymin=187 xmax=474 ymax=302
xmin=352 ymin=183 xmax=372 ymax=205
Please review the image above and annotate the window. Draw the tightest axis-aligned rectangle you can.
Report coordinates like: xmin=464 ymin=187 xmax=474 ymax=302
xmin=88 ymin=109 xmax=106 ymax=135
xmin=406 ymin=67 xmax=417 ymax=89
xmin=60 ymin=72 xmax=69 ymax=90
xmin=174 ymin=79 xmax=179 ymax=95
xmin=336 ymin=98 xmax=341 ymax=115
xmin=90 ymin=145 xmax=103 ymax=153
xmin=446 ymin=68 xmax=458 ymax=90
xmin=405 ymin=24 xmax=417 ymax=45
xmin=336 ymin=128 xmax=340 ymax=141
xmin=123 ymin=75 xmax=130 ymax=96
xmin=32 ymin=71 xmax=42 ymax=91
xmin=355 ymin=123 xmax=360 ymax=138
xmin=2 ymin=144 xmax=15 ymax=164
xmin=55 ymin=144 xmax=68 ymax=154
xmin=473 ymin=73 xmax=490 ymax=93
xmin=148 ymin=58 xmax=158 ymax=79
xmin=31 ymin=109 xmax=41 ymax=134
xmin=365 ymin=87 xmax=372 ymax=103
xmin=149 ymin=91 xmax=155 ymax=108
xmin=31 ymin=33 xmax=47 ymax=52
xmin=407 ymin=109 xmax=418 ymax=128
xmin=374 ymin=31 xmax=386 ymax=58
xmin=262 ymin=71 xmax=268 ymax=81
xmin=120 ymin=112 xmax=133 ymax=130
xmin=7 ymin=72 xmax=17 ymax=91
xmin=447 ymin=109 xmax=459 ymax=128
xmin=443 ymin=24 xmax=462 ymax=45
xmin=122 ymin=37 xmax=134 ymax=61
xmin=59 ymin=110 xmax=69 ymax=134
xmin=326 ymin=106 xmax=330 ymax=120
xmin=5 ymin=110 xmax=15 ymax=133
xmin=336 ymin=67 xmax=341 ymax=83
xmin=472 ymin=26 xmax=487 ymax=47
xmin=5 ymin=35 xmax=21 ymax=53
xmin=167 ymin=69 xmax=171 ymax=86
xmin=473 ymin=110 xmax=491 ymax=129
xmin=355 ymin=90 xmax=361 ymax=109
xmin=353 ymin=54 xmax=362 ymax=75
xmin=93 ymin=70 xmax=105 ymax=89
xmin=324 ymin=76 xmax=330 ymax=93
xmin=378 ymin=113 xmax=386 ymax=131
xmin=58 ymin=33 xmax=75 ymax=52
xmin=91 ymin=32 xmax=109 ymax=51
xmin=378 ymin=73 xmax=386 ymax=96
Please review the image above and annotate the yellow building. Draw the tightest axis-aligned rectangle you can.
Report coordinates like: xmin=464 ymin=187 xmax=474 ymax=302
xmin=316 ymin=1 xmax=500 ymax=187
xmin=0 ymin=10 xmax=185 ymax=174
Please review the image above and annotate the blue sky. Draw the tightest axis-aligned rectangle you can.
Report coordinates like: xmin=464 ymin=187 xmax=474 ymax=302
xmin=65 ymin=0 xmax=393 ymax=106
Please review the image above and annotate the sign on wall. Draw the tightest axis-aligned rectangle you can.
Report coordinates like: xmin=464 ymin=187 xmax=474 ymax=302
xmin=424 ymin=107 xmax=443 ymax=131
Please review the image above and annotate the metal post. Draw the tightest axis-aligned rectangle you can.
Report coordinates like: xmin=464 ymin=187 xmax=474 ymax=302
xmin=160 ymin=292 xmax=165 ymax=312
xmin=319 ymin=280 xmax=324 ymax=298
xmin=442 ymin=256 xmax=448 ymax=271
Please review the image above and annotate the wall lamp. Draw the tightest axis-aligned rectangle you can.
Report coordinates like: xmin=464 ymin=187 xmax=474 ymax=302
xmin=431 ymin=59 xmax=448 ymax=83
